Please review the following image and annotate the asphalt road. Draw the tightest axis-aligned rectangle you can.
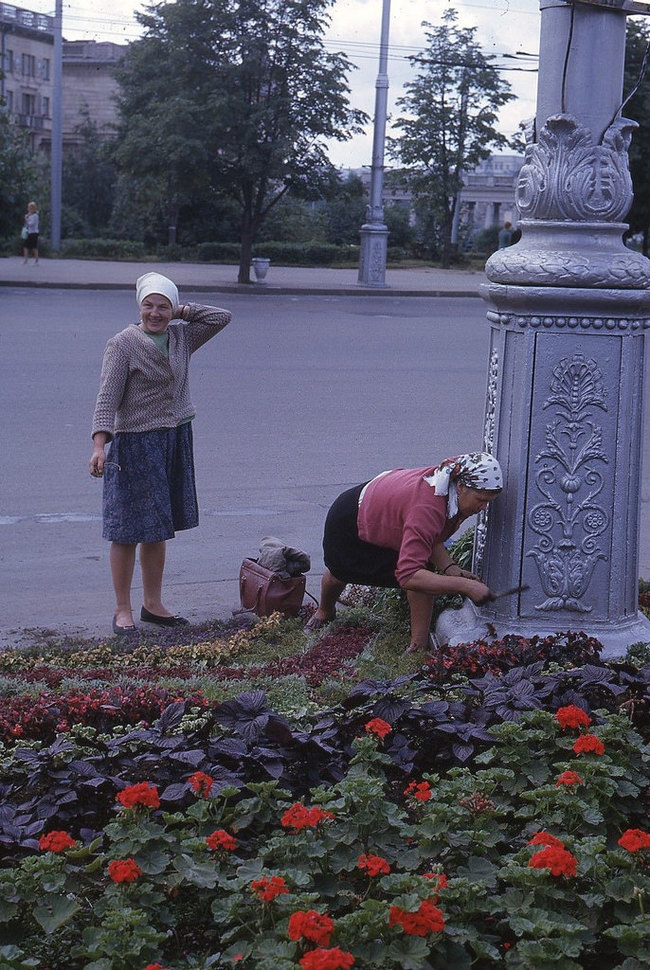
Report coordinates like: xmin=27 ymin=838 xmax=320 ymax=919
xmin=1 ymin=289 xmax=649 ymax=646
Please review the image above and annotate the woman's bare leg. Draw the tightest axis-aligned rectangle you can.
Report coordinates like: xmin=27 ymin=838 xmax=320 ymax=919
xmin=110 ymin=541 xmax=137 ymax=627
xmin=406 ymin=589 xmax=435 ymax=652
xmin=139 ymin=540 xmax=173 ymax=616
xmin=306 ymin=569 xmax=346 ymax=628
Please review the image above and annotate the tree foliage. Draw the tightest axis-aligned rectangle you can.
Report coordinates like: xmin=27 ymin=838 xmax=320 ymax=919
xmin=113 ymin=0 xmax=367 ymax=280
xmin=62 ymin=111 xmax=118 ymax=238
xmin=624 ymin=18 xmax=650 ymax=254
xmin=0 ymin=112 xmax=40 ymax=242
xmin=388 ymin=7 xmax=514 ymax=267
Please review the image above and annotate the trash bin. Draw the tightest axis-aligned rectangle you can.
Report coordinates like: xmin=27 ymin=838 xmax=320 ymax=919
xmin=251 ymin=257 xmax=271 ymax=282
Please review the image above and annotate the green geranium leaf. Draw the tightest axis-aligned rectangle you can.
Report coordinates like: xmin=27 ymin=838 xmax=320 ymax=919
xmin=33 ymin=896 xmax=80 ymax=934
xmin=606 ymin=876 xmax=639 ymax=902
xmin=173 ymin=854 xmax=219 ymax=888
xmin=0 ymin=945 xmax=40 ymax=968
xmin=0 ymin=899 xmax=18 ymax=923
xmin=508 ymin=916 xmax=536 ymax=936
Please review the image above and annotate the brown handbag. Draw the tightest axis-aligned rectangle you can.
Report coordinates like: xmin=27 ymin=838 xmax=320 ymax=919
xmin=238 ymin=558 xmax=306 ymax=618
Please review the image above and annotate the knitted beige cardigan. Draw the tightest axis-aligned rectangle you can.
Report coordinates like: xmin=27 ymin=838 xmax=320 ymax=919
xmin=92 ymin=303 xmax=231 ymax=439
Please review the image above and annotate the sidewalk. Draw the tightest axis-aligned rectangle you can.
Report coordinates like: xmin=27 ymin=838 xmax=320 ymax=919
xmin=0 ymin=256 xmax=486 ymax=296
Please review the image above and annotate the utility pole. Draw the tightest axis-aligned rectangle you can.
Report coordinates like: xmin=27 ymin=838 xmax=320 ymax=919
xmin=357 ymin=0 xmax=391 ymax=288
xmin=437 ymin=0 xmax=650 ymax=656
xmin=50 ymin=0 xmax=62 ymax=250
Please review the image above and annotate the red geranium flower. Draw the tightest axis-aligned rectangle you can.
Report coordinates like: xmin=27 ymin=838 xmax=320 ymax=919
xmin=388 ymin=898 xmax=445 ymax=936
xmin=364 ymin=718 xmax=392 ymax=739
xmin=556 ymin=770 xmax=583 ymax=787
xmin=299 ymin=947 xmax=355 ymax=970
xmin=529 ymin=846 xmax=578 ymax=878
xmin=281 ymin=803 xmax=335 ymax=831
xmin=39 ymin=830 xmax=78 ymax=853
xmin=108 ymin=858 xmax=143 ymax=883
xmin=250 ymin=875 xmax=289 ymax=902
xmin=527 ymin=832 xmax=565 ymax=850
xmin=206 ymin=829 xmax=237 ymax=852
xmin=618 ymin=828 xmax=650 ymax=852
xmin=116 ymin=781 xmax=160 ymax=810
xmin=423 ymin=871 xmax=448 ymax=891
xmin=189 ymin=770 xmax=214 ymax=798
xmin=143 ymin=964 xmax=169 ymax=970
xmin=573 ymin=734 xmax=605 ymax=756
xmin=404 ymin=780 xmax=432 ymax=802
xmin=288 ymin=909 xmax=335 ymax=947
xmin=357 ymin=853 xmax=391 ymax=877
xmin=555 ymin=705 xmax=592 ymax=730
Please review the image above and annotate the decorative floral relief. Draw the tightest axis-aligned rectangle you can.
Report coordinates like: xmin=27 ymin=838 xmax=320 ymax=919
xmin=485 ymin=248 xmax=650 ymax=288
xmin=474 ymin=349 xmax=499 ymax=576
xmin=526 ymin=353 xmax=609 ymax=613
xmin=516 ymin=115 xmax=636 ymax=223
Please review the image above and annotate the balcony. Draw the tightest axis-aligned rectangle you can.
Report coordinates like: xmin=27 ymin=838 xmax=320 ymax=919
xmin=15 ymin=112 xmax=45 ymax=128
xmin=0 ymin=2 xmax=53 ymax=33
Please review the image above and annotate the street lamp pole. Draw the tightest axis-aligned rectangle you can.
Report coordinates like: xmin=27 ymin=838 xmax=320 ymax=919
xmin=357 ymin=0 xmax=391 ymax=287
xmin=50 ymin=0 xmax=62 ymax=250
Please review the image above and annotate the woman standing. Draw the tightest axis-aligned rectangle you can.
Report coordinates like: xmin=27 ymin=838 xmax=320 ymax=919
xmin=23 ymin=201 xmax=39 ymax=264
xmin=307 ymin=453 xmax=503 ymax=651
xmin=89 ymin=272 xmax=232 ymax=634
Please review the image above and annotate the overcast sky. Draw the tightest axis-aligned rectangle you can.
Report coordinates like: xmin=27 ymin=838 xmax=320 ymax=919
xmin=27 ymin=0 xmax=547 ymax=165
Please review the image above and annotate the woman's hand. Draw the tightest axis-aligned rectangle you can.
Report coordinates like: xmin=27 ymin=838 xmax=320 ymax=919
xmin=442 ymin=563 xmax=481 ymax=582
xmin=459 ymin=567 xmax=482 ymax=582
xmin=89 ymin=434 xmax=108 ymax=477
xmin=464 ymin=578 xmax=495 ymax=605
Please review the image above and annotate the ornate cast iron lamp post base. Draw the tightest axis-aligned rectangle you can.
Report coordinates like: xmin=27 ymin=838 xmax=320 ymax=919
xmin=436 ymin=0 xmax=650 ymax=657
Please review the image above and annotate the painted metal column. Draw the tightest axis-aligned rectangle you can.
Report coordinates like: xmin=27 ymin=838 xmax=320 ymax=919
xmin=50 ymin=0 xmax=63 ymax=250
xmin=357 ymin=0 xmax=391 ymax=288
xmin=437 ymin=0 xmax=650 ymax=656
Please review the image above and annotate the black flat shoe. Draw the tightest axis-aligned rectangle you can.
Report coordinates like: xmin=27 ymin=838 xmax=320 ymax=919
xmin=112 ymin=616 xmax=138 ymax=636
xmin=140 ymin=607 xmax=189 ymax=627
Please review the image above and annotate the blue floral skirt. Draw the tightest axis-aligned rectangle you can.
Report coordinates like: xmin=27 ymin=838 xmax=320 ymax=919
xmin=102 ymin=424 xmax=198 ymax=544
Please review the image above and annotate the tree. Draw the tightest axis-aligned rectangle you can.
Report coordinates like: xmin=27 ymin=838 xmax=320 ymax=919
xmin=0 ymin=111 xmax=38 ymax=242
xmin=623 ymin=18 xmax=650 ymax=255
xmin=113 ymin=0 xmax=366 ymax=280
xmin=323 ymin=172 xmax=367 ymax=244
xmin=62 ymin=111 xmax=117 ymax=237
xmin=388 ymin=7 xmax=514 ymax=268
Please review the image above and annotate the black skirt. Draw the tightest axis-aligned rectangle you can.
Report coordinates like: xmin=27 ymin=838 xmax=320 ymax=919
xmin=322 ymin=483 xmax=400 ymax=588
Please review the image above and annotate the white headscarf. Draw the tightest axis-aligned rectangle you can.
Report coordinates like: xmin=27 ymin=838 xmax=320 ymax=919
xmin=424 ymin=452 xmax=503 ymax=517
xmin=136 ymin=272 xmax=179 ymax=313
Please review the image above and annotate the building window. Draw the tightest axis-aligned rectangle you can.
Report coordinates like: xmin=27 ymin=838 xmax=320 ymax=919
xmin=22 ymin=53 xmax=36 ymax=77
xmin=42 ymin=96 xmax=50 ymax=117
xmin=22 ymin=92 xmax=36 ymax=115
xmin=6 ymin=49 xmax=14 ymax=73
xmin=6 ymin=90 xmax=14 ymax=112
xmin=41 ymin=58 xmax=50 ymax=80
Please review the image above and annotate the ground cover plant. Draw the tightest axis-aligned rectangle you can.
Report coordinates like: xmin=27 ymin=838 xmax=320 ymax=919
xmin=0 ymin=578 xmax=649 ymax=969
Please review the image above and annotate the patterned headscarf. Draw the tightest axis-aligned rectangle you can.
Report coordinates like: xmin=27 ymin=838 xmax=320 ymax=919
xmin=424 ymin=452 xmax=503 ymax=518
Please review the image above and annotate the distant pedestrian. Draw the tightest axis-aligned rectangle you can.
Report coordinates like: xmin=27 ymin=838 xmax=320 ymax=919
xmin=89 ymin=272 xmax=232 ymax=635
xmin=498 ymin=221 xmax=513 ymax=249
xmin=22 ymin=201 xmax=39 ymax=264
xmin=306 ymin=453 xmax=503 ymax=652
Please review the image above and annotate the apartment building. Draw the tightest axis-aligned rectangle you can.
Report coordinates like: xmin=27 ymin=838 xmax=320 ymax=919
xmin=0 ymin=2 xmax=124 ymax=151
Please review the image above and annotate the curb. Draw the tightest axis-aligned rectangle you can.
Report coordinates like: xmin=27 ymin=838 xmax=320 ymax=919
xmin=0 ymin=280 xmax=483 ymax=298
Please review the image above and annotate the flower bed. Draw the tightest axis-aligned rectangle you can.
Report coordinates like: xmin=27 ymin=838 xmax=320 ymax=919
xmin=0 ymin=712 xmax=649 ymax=969
xmin=0 ymin=604 xmax=649 ymax=968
